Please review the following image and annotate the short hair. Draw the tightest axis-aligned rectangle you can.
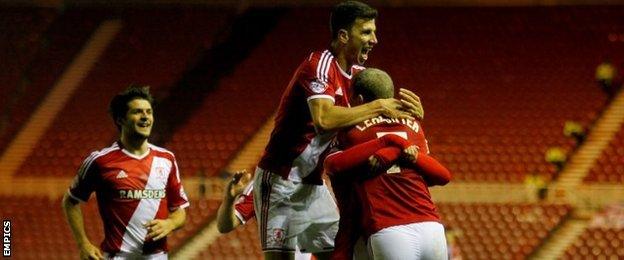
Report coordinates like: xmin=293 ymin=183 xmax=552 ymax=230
xmin=353 ymin=68 xmax=394 ymax=102
xmin=330 ymin=1 xmax=378 ymax=39
xmin=109 ymin=84 xmax=154 ymax=131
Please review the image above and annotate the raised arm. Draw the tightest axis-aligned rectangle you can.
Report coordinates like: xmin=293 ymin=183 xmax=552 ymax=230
xmin=216 ymin=171 xmax=251 ymax=233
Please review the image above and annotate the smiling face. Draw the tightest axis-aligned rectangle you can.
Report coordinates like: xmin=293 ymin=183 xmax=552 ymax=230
xmin=344 ymin=18 xmax=378 ymax=66
xmin=119 ymin=99 xmax=153 ymax=140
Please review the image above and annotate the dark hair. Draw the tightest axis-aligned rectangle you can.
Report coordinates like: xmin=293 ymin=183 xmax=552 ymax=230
xmin=109 ymin=84 xmax=154 ymax=131
xmin=353 ymin=68 xmax=394 ymax=101
xmin=330 ymin=1 xmax=378 ymax=39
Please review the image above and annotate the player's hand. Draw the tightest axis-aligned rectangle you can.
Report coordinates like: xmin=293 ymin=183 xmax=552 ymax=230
xmin=402 ymin=145 xmax=420 ymax=162
xmin=79 ymin=241 xmax=104 ymax=260
xmin=145 ymin=219 xmax=176 ymax=241
xmin=375 ymin=98 xmax=414 ymax=120
xmin=399 ymin=88 xmax=424 ymax=120
xmin=226 ymin=170 xmax=251 ymax=199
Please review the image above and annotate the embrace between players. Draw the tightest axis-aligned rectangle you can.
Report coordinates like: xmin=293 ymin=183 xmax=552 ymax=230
xmin=218 ymin=1 xmax=452 ymax=260
xmin=62 ymin=1 xmax=451 ymax=259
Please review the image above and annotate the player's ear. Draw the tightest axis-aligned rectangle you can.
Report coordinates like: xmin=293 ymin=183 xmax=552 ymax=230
xmin=338 ymin=29 xmax=349 ymax=44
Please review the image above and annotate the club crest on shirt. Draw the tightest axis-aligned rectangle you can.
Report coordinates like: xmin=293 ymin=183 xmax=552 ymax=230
xmin=266 ymin=228 xmax=286 ymax=248
xmin=155 ymin=167 xmax=166 ymax=180
xmin=310 ymin=80 xmax=327 ymax=94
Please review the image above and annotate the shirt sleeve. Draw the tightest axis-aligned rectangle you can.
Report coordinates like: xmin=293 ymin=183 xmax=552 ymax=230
xmin=167 ymin=156 xmax=190 ymax=211
xmin=300 ymin=54 xmax=338 ymax=103
xmin=234 ymin=192 xmax=255 ymax=224
xmin=68 ymin=152 xmax=100 ymax=202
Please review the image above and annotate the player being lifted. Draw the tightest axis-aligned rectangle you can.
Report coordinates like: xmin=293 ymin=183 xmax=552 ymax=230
xmin=252 ymin=1 xmax=424 ymax=259
xmin=325 ymin=68 xmax=451 ymax=260
xmin=62 ymin=86 xmax=189 ymax=260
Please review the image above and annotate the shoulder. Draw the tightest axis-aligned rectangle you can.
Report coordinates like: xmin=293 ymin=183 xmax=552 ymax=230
xmin=301 ymin=50 xmax=335 ymax=83
xmin=78 ymin=143 xmax=120 ymax=174
xmin=88 ymin=142 xmax=121 ymax=163
xmin=149 ymin=144 xmax=176 ymax=160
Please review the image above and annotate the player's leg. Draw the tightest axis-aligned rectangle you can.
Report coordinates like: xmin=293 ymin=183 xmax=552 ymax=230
xmin=368 ymin=222 xmax=448 ymax=260
xmin=296 ymin=183 xmax=340 ymax=260
xmin=419 ymin=222 xmax=448 ymax=260
xmin=368 ymin=224 xmax=420 ymax=259
xmin=253 ymin=168 xmax=301 ymax=260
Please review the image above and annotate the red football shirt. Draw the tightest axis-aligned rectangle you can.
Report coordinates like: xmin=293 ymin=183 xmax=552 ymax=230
xmin=258 ymin=49 xmax=364 ymax=184
xmin=335 ymin=116 xmax=441 ymax=237
xmin=68 ymin=142 xmax=189 ymax=255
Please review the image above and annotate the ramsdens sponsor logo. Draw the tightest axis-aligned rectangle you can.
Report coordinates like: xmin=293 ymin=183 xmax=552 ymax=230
xmin=119 ymin=189 xmax=166 ymax=199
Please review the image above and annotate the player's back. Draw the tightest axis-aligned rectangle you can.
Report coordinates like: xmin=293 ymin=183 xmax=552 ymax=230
xmin=337 ymin=116 xmax=441 ymax=237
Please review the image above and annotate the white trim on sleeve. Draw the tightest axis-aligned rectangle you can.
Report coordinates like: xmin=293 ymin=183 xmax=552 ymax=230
xmin=67 ymin=190 xmax=87 ymax=203
xmin=169 ymin=201 xmax=190 ymax=212
xmin=306 ymin=95 xmax=335 ymax=103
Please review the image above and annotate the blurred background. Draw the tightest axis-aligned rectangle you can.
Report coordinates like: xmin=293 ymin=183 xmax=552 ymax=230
xmin=0 ymin=0 xmax=623 ymax=259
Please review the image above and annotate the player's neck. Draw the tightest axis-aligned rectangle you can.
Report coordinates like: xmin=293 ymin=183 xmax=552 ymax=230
xmin=119 ymin=134 xmax=149 ymax=156
xmin=329 ymin=43 xmax=352 ymax=73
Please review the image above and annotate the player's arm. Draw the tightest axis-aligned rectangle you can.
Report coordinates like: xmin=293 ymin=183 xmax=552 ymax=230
xmin=368 ymin=135 xmax=451 ymax=185
xmin=386 ymin=139 xmax=451 ymax=185
xmin=216 ymin=171 xmax=251 ymax=233
xmin=61 ymin=193 xmax=104 ymax=260
xmin=412 ymin=153 xmax=452 ymax=186
xmin=324 ymin=134 xmax=409 ymax=175
xmin=374 ymin=147 xmax=451 ymax=185
xmin=309 ymin=98 xmax=412 ymax=133
xmin=145 ymin=207 xmax=186 ymax=241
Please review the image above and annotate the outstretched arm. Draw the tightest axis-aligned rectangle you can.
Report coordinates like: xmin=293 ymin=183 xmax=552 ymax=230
xmin=309 ymin=98 xmax=413 ymax=133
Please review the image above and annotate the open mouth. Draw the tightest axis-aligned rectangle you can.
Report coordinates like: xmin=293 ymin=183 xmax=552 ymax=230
xmin=137 ymin=122 xmax=151 ymax=128
xmin=360 ymin=47 xmax=372 ymax=62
